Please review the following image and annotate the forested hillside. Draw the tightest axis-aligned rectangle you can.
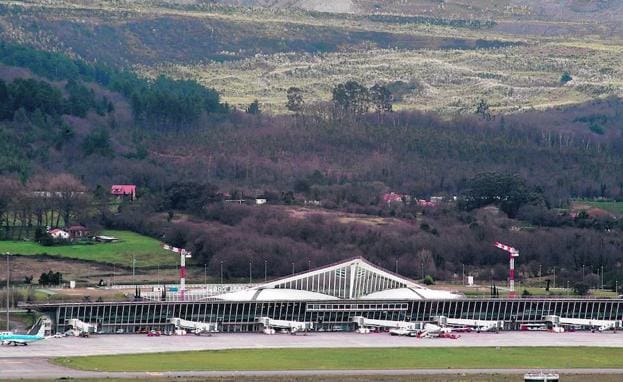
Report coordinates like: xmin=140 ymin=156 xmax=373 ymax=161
xmin=1 ymin=1 xmax=623 ymax=286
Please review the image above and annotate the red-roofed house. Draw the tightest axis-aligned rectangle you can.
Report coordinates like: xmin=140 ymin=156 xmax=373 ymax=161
xmin=382 ymin=192 xmax=410 ymax=205
xmin=111 ymin=185 xmax=136 ymax=200
xmin=67 ymin=225 xmax=89 ymax=239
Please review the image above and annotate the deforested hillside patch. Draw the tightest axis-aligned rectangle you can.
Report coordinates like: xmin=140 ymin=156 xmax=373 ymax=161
xmin=145 ymin=42 xmax=623 ymax=113
xmin=0 ymin=4 xmax=518 ymax=67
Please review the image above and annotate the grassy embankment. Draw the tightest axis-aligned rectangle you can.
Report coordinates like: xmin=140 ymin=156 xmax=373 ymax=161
xmin=54 ymin=347 xmax=623 ymax=372
xmin=0 ymin=230 xmax=176 ymax=267
xmin=461 ymin=287 xmax=617 ymax=298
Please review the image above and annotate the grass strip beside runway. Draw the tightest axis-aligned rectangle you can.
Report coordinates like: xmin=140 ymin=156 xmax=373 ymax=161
xmin=53 ymin=347 xmax=623 ymax=372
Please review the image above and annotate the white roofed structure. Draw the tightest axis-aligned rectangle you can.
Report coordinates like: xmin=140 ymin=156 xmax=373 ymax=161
xmin=211 ymin=257 xmax=460 ymax=301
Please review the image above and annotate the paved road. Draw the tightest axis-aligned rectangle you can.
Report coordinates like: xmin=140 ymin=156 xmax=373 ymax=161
xmin=3 ymin=331 xmax=623 ymax=358
xmin=1 ymin=358 xmax=623 ymax=380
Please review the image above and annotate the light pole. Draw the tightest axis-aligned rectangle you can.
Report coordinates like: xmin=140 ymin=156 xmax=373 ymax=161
xmin=395 ymin=259 xmax=398 ymax=274
xmin=5 ymin=253 xmax=9 ymax=331
xmin=249 ymin=260 xmax=252 ymax=284
xmin=204 ymin=264 xmax=207 ymax=285
xmin=132 ymin=255 xmax=136 ymax=286
xmin=582 ymin=264 xmax=585 ymax=281
xmin=264 ymin=260 xmax=267 ymax=282
xmin=308 ymin=259 xmax=311 ymax=271
xmin=220 ymin=261 xmax=223 ymax=285
xmin=462 ymin=263 xmax=465 ymax=286
xmin=553 ymin=266 xmax=556 ymax=289
xmin=292 ymin=262 xmax=295 ymax=276
xmin=567 ymin=280 xmax=570 ymax=296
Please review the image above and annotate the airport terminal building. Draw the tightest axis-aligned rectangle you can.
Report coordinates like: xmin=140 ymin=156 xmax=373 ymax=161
xmin=30 ymin=258 xmax=623 ymax=334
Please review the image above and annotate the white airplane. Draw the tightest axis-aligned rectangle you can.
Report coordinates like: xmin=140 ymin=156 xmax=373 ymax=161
xmin=416 ymin=323 xmax=459 ymax=339
xmin=0 ymin=323 xmax=46 ymax=346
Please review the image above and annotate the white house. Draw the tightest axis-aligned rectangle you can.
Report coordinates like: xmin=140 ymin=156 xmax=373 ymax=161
xmin=48 ymin=228 xmax=70 ymax=240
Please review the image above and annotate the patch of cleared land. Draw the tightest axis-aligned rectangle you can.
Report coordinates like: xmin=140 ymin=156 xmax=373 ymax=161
xmin=53 ymin=347 xmax=623 ymax=372
xmin=572 ymin=201 xmax=623 ymax=217
xmin=141 ymin=41 xmax=623 ymax=114
xmin=0 ymin=230 xmax=176 ymax=267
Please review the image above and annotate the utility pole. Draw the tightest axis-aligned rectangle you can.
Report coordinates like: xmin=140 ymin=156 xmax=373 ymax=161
xmin=6 ymin=253 xmax=9 ymax=331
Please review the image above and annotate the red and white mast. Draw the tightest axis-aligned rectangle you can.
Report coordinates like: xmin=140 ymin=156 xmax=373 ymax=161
xmin=494 ymin=242 xmax=519 ymax=298
xmin=161 ymin=243 xmax=192 ymax=301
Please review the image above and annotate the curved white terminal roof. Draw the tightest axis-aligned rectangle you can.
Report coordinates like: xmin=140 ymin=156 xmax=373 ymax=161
xmin=361 ymin=287 xmax=459 ymax=300
xmin=210 ymin=257 xmax=461 ymax=301
xmin=215 ymin=288 xmax=340 ymax=301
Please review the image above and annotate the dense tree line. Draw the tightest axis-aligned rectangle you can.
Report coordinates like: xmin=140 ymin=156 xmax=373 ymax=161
xmin=103 ymin=198 xmax=623 ymax=290
xmin=0 ymin=174 xmax=89 ymax=240
xmin=0 ymin=43 xmax=227 ymax=125
xmin=0 ymin=78 xmax=111 ymax=120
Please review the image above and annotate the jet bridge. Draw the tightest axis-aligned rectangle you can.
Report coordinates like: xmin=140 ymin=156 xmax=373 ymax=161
xmin=255 ymin=317 xmax=313 ymax=335
xmin=434 ymin=316 xmax=503 ymax=332
xmin=544 ymin=315 xmax=622 ymax=332
xmin=351 ymin=316 xmax=424 ymax=334
xmin=65 ymin=319 xmax=97 ymax=336
xmin=169 ymin=317 xmax=219 ymax=335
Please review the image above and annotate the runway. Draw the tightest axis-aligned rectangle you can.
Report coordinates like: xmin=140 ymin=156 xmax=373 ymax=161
xmin=3 ymin=331 xmax=623 ymax=358
xmin=2 ymin=358 xmax=623 ymax=380
xmin=2 ymin=332 xmax=623 ymax=379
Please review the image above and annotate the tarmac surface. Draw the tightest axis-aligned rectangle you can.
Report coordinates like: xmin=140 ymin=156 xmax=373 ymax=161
xmin=2 ymin=332 xmax=623 ymax=379
xmin=3 ymin=331 xmax=623 ymax=358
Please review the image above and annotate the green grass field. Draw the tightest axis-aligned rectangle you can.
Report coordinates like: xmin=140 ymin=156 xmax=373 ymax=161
xmin=581 ymin=201 xmax=623 ymax=215
xmin=0 ymin=230 xmax=176 ymax=267
xmin=53 ymin=347 xmax=623 ymax=372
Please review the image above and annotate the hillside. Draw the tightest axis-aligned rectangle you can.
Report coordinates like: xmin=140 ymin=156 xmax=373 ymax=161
xmin=1 ymin=1 xmax=621 ymax=112
xmin=0 ymin=49 xmax=621 ymax=201
xmin=0 ymin=1 xmax=622 ymax=286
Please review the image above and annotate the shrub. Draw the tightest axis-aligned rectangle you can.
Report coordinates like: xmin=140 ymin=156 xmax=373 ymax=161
xmin=573 ymin=282 xmax=590 ymax=296
xmin=423 ymin=275 xmax=435 ymax=285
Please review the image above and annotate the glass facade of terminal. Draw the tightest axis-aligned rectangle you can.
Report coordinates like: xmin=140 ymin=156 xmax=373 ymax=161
xmin=36 ymin=298 xmax=623 ymax=334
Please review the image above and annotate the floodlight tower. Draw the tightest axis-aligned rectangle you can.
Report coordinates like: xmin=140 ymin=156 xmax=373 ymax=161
xmin=494 ymin=241 xmax=519 ymax=298
xmin=161 ymin=244 xmax=192 ymax=301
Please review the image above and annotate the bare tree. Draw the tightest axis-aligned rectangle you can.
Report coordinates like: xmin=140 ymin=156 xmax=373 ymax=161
xmin=47 ymin=174 xmax=88 ymax=227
